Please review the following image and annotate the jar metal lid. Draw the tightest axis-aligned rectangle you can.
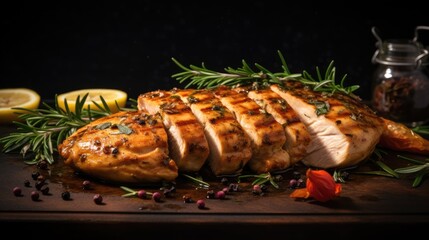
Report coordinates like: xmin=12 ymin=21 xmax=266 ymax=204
xmin=372 ymin=26 xmax=429 ymax=67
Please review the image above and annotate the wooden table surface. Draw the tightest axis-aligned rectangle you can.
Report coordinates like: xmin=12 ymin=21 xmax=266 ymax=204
xmin=1 ymin=125 xmax=428 ymax=239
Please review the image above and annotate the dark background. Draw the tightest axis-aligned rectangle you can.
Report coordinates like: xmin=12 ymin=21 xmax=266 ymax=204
xmin=1 ymin=2 xmax=428 ymax=101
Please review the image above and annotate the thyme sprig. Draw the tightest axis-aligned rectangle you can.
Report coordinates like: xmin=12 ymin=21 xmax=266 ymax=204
xmin=172 ymin=50 xmax=359 ymax=98
xmin=0 ymin=94 xmax=113 ymax=164
xmin=237 ymin=172 xmax=280 ymax=189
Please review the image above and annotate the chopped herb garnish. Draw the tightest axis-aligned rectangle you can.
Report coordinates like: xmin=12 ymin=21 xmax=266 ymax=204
xmin=117 ymin=124 xmax=133 ymax=135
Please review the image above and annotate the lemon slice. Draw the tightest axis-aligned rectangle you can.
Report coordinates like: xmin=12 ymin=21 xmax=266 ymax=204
xmin=0 ymin=88 xmax=41 ymax=124
xmin=57 ymin=89 xmax=127 ymax=113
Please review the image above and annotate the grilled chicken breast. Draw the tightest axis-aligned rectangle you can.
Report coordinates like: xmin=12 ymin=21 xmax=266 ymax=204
xmin=237 ymin=87 xmax=311 ymax=164
xmin=58 ymin=111 xmax=178 ymax=183
xmin=271 ymin=82 xmax=384 ymax=168
xmin=59 ymin=83 xmax=429 ymax=184
xmin=138 ymin=90 xmax=209 ymax=172
xmin=213 ymin=86 xmax=290 ymax=173
xmin=173 ymin=88 xmax=252 ymax=175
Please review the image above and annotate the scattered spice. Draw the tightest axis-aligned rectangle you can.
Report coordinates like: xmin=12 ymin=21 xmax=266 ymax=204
xmin=215 ymin=190 xmax=226 ymax=199
xmin=93 ymin=194 xmax=103 ymax=204
xmin=82 ymin=180 xmax=91 ymax=190
xmin=196 ymin=199 xmax=206 ymax=209
xmin=40 ymin=185 xmax=50 ymax=195
xmin=13 ymin=187 xmax=22 ymax=196
xmin=61 ymin=191 xmax=71 ymax=200
xmin=31 ymin=171 xmax=40 ymax=180
xmin=31 ymin=191 xmax=39 ymax=201
xmin=24 ymin=180 xmax=31 ymax=187
xmin=152 ymin=192 xmax=162 ymax=202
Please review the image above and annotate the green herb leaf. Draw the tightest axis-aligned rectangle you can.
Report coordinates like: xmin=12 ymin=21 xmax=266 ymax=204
xmin=394 ymin=163 xmax=429 ymax=174
xmin=117 ymin=124 xmax=133 ymax=135
xmin=181 ymin=173 xmax=210 ymax=189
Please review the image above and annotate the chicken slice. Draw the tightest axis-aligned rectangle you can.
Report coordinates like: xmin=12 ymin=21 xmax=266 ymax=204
xmin=271 ymin=82 xmax=384 ymax=168
xmin=173 ymin=88 xmax=252 ymax=175
xmin=237 ymin=87 xmax=311 ymax=164
xmin=58 ymin=111 xmax=178 ymax=183
xmin=138 ymin=90 xmax=209 ymax=172
xmin=213 ymin=86 xmax=290 ymax=173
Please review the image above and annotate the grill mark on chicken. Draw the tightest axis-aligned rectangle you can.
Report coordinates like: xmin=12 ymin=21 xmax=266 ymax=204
xmin=212 ymin=86 xmax=290 ymax=173
xmin=239 ymin=87 xmax=311 ymax=164
xmin=58 ymin=111 xmax=178 ymax=183
xmin=271 ymin=82 xmax=384 ymax=168
xmin=138 ymin=90 xmax=209 ymax=172
xmin=174 ymin=88 xmax=252 ymax=175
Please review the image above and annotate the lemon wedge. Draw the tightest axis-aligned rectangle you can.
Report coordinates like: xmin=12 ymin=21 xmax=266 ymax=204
xmin=57 ymin=89 xmax=127 ymax=113
xmin=0 ymin=88 xmax=41 ymax=124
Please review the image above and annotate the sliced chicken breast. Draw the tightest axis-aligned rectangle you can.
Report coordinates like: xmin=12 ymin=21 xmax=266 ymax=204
xmin=239 ymin=87 xmax=311 ymax=164
xmin=173 ymin=88 xmax=252 ymax=175
xmin=271 ymin=82 xmax=384 ymax=168
xmin=58 ymin=111 xmax=178 ymax=183
xmin=138 ymin=90 xmax=209 ymax=172
xmin=213 ymin=86 xmax=290 ymax=173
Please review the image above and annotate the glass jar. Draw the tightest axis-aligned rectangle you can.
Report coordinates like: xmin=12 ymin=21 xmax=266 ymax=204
xmin=371 ymin=26 xmax=429 ymax=127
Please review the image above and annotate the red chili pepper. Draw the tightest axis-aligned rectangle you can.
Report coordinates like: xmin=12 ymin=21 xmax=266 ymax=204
xmin=290 ymin=169 xmax=342 ymax=202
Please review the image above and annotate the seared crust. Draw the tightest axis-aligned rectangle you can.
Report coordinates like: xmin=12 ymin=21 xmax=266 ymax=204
xmin=174 ymin=88 xmax=252 ymax=175
xmin=58 ymin=111 xmax=178 ymax=183
xmin=213 ymin=86 xmax=290 ymax=173
xmin=238 ymin=87 xmax=311 ymax=164
xmin=138 ymin=90 xmax=209 ymax=172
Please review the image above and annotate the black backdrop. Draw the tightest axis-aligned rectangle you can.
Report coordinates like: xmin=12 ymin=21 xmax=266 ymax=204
xmin=1 ymin=2 xmax=428 ymax=101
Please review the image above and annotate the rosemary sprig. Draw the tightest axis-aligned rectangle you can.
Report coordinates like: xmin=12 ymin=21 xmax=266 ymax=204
xmin=172 ymin=50 xmax=359 ymax=98
xmin=181 ymin=173 xmax=210 ymax=189
xmin=0 ymin=94 xmax=112 ymax=164
xmin=355 ymin=148 xmax=399 ymax=178
xmin=395 ymin=155 xmax=429 ymax=187
xmin=237 ymin=172 xmax=279 ymax=189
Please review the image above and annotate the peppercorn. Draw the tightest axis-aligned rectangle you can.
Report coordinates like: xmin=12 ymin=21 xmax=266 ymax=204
xmin=196 ymin=199 xmax=205 ymax=209
xmin=82 ymin=180 xmax=91 ymax=190
xmin=252 ymin=184 xmax=262 ymax=195
xmin=24 ymin=180 xmax=31 ymax=187
xmin=93 ymin=194 xmax=103 ymax=204
xmin=137 ymin=190 xmax=147 ymax=199
xmin=297 ymin=178 xmax=305 ymax=187
xmin=152 ymin=192 xmax=162 ymax=202
xmin=37 ymin=160 xmax=48 ymax=170
xmin=215 ymin=190 xmax=225 ymax=199
xmin=31 ymin=191 xmax=39 ymax=201
xmin=40 ymin=185 xmax=50 ymax=195
xmin=61 ymin=191 xmax=71 ymax=200
xmin=13 ymin=187 xmax=22 ymax=196
xmin=35 ymin=181 xmax=45 ymax=190
xmin=31 ymin=171 xmax=40 ymax=180
xmin=289 ymin=179 xmax=298 ymax=188
xmin=36 ymin=175 xmax=45 ymax=183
